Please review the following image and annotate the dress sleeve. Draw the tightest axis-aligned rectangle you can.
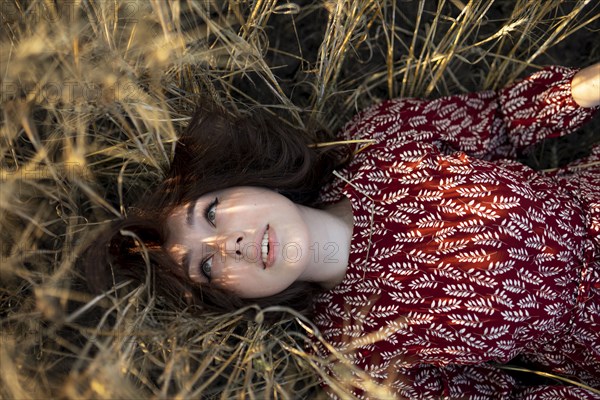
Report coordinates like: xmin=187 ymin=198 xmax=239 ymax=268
xmin=342 ymin=66 xmax=598 ymax=161
xmin=393 ymin=364 xmax=599 ymax=400
xmin=498 ymin=65 xmax=599 ymax=154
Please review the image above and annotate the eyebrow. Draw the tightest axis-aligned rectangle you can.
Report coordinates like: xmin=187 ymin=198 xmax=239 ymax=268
xmin=186 ymin=199 xmax=197 ymax=226
xmin=182 ymin=199 xmax=197 ymax=274
xmin=181 ymin=251 xmax=191 ymax=275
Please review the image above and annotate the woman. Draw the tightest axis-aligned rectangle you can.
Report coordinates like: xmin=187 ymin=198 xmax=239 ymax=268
xmin=86 ymin=63 xmax=600 ymax=398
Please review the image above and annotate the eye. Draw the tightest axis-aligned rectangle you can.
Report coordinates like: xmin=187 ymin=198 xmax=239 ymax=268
xmin=200 ymin=257 xmax=212 ymax=282
xmin=205 ymin=197 xmax=219 ymax=227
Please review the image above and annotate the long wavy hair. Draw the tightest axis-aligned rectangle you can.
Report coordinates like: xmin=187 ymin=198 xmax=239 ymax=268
xmin=83 ymin=105 xmax=352 ymax=316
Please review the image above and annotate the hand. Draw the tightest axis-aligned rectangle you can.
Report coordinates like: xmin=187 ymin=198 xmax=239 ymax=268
xmin=571 ymin=62 xmax=600 ymax=108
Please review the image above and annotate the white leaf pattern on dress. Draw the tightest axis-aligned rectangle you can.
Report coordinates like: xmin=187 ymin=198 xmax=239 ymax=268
xmin=312 ymin=66 xmax=600 ymax=398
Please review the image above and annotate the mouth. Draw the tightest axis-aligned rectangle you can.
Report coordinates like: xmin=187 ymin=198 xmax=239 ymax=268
xmin=260 ymin=224 xmax=274 ymax=269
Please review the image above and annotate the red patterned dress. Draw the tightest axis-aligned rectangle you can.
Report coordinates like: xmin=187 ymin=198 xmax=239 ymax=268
xmin=313 ymin=66 xmax=600 ymax=399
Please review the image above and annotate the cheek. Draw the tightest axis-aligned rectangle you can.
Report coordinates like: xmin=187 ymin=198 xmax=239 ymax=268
xmin=212 ymin=263 xmax=247 ymax=288
xmin=214 ymin=265 xmax=297 ymax=299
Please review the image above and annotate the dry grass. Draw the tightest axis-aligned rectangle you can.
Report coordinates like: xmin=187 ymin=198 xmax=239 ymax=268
xmin=1 ymin=0 xmax=599 ymax=398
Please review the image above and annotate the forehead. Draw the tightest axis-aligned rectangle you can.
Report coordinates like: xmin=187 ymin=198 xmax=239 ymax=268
xmin=164 ymin=204 xmax=191 ymax=261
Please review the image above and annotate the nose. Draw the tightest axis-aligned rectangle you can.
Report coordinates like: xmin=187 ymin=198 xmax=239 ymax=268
xmin=218 ymin=231 xmax=244 ymax=257
xmin=202 ymin=232 xmax=251 ymax=263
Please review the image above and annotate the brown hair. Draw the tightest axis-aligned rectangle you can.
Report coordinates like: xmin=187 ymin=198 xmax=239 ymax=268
xmin=83 ymin=105 xmax=351 ymax=317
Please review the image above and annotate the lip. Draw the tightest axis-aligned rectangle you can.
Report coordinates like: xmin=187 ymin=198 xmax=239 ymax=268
xmin=258 ymin=224 xmax=276 ymax=269
xmin=266 ymin=225 xmax=276 ymax=269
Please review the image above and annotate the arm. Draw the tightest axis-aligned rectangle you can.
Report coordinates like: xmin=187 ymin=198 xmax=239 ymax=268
xmin=395 ymin=364 xmax=599 ymax=399
xmin=430 ymin=64 xmax=600 ymax=159
xmin=498 ymin=65 xmax=599 ymax=154
xmin=327 ymin=361 xmax=599 ymax=398
xmin=341 ymin=65 xmax=599 ymax=161
xmin=416 ymin=65 xmax=600 ymax=158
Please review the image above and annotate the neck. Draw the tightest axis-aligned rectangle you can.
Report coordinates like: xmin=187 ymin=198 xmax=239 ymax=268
xmin=296 ymin=197 xmax=353 ymax=289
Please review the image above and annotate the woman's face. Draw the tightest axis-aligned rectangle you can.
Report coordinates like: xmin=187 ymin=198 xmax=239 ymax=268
xmin=165 ymin=186 xmax=312 ymax=298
